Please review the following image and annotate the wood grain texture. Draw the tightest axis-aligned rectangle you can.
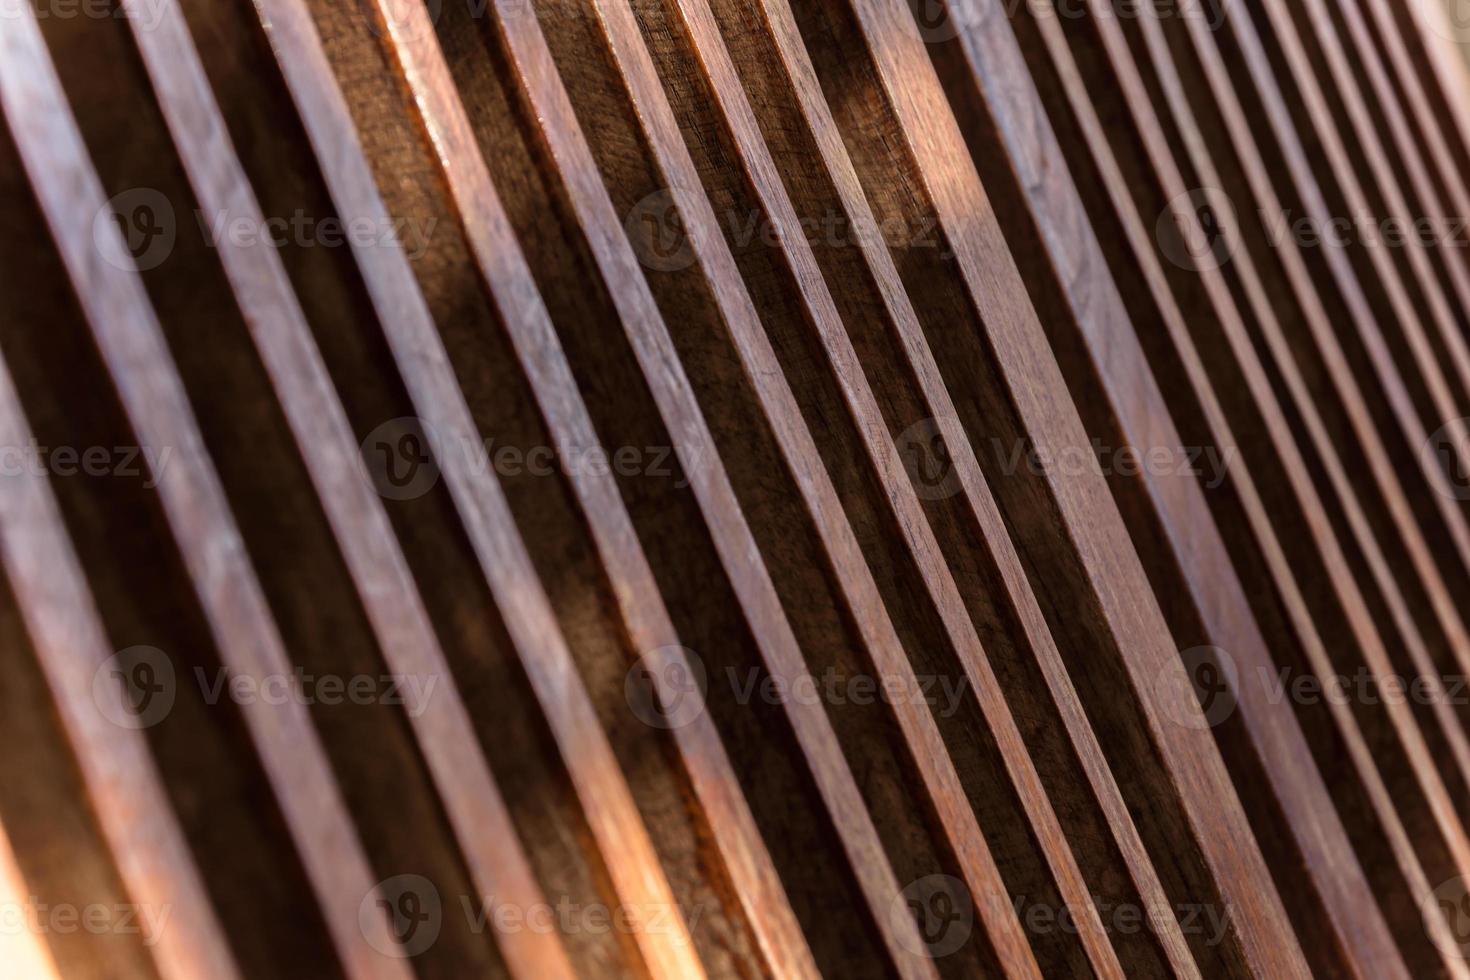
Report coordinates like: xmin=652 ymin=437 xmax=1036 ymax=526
xmin=3 ymin=0 xmax=1470 ymax=975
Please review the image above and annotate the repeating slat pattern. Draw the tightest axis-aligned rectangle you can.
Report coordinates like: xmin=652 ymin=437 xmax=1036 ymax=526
xmin=3 ymin=0 xmax=1470 ymax=975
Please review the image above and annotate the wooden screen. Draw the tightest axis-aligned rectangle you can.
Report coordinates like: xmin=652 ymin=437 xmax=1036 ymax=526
xmin=2 ymin=0 xmax=1470 ymax=975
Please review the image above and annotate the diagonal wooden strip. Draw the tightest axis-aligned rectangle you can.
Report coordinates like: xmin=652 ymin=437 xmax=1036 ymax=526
xmin=1309 ymin=0 xmax=1470 ymax=322
xmin=0 ymin=818 xmax=63 ymax=980
xmin=1120 ymin=0 xmax=1470 ymax=622
xmin=1397 ymin=0 xmax=1470 ymax=170
xmin=0 ymin=3 xmax=411 ymax=974
xmin=0 ymin=350 xmax=241 ymax=980
xmin=1280 ymin=0 xmax=1470 ymax=329
xmin=919 ymin=0 xmax=1409 ymax=973
xmin=1098 ymin=0 xmax=1470 ymax=814
xmin=988 ymin=0 xmax=1470 ymax=970
xmin=1130 ymin=0 xmax=1470 ymax=764
xmin=632 ymin=1 xmax=1186 ymax=976
xmin=1200 ymin=0 xmax=1470 ymax=464
xmin=405 ymin=2 xmax=957 ymax=976
xmin=826 ymin=0 xmax=1315 ymax=974
xmin=248 ymin=0 xmax=817 ymax=975
xmin=1064 ymin=0 xmax=1470 ymax=880
xmin=107 ymin=2 xmax=577 ymax=977
xmin=1247 ymin=0 xmax=1470 ymax=405
xmin=737 ymin=0 xmax=1199 ymax=974
xmin=1127 ymin=0 xmax=1470 ymax=528
xmin=1122 ymin=0 xmax=1470 ymax=872
xmin=567 ymin=0 xmax=1073 ymax=973
xmin=1348 ymin=0 xmax=1470 ymax=310
xmin=306 ymin=3 xmax=711 ymax=979
xmin=1123 ymin=0 xmax=1470 ymax=677
xmin=1162 ymin=0 xmax=1470 ymax=504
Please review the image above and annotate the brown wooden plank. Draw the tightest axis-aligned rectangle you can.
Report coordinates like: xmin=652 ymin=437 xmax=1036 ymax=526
xmin=1204 ymin=0 xmax=1470 ymax=471
xmin=250 ymin=0 xmax=818 ymax=975
xmin=417 ymin=2 xmax=990 ymax=976
xmin=1350 ymin=0 xmax=1470 ymax=310
xmin=917 ymin=0 xmax=1412 ymax=974
xmin=822 ymin=0 xmax=1312 ymax=975
xmin=976 ymin=0 xmax=1470 ymax=970
xmin=0 ymin=3 xmax=411 ymax=974
xmin=104 ymin=3 xmax=580 ymax=977
xmin=0 ymin=350 xmax=241 ymax=980
xmin=1104 ymin=0 xmax=1470 ymax=822
xmin=733 ymin=2 xmax=1202 ymax=975
xmin=568 ymin=0 xmax=1081 ymax=973
xmin=4 ymin=0 xmax=1468 ymax=975
xmin=325 ymin=4 xmax=723 ymax=979
xmin=0 ymin=819 xmax=63 ymax=980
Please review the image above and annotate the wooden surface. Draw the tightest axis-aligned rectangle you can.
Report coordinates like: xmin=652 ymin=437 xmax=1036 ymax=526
xmin=2 ymin=0 xmax=1470 ymax=975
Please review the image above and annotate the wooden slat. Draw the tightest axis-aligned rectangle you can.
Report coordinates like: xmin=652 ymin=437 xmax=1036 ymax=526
xmin=982 ymin=0 xmax=1470 ymax=972
xmin=0 ymin=4 xmax=411 ymax=974
xmin=1107 ymin=0 xmax=1470 ymax=833
xmin=6 ymin=0 xmax=1470 ymax=974
xmin=925 ymin=0 xmax=1410 ymax=975
xmin=0 ymin=819 xmax=63 ymax=980
xmin=248 ymin=0 xmax=817 ymax=975
xmin=308 ymin=4 xmax=710 ymax=979
xmin=1208 ymin=0 xmax=1470 ymax=474
xmin=0 ymin=349 xmax=241 ymax=980
xmin=603 ymin=1 xmax=1139 ymax=976
xmin=431 ymin=3 xmax=966 ymax=976
xmin=105 ymin=2 xmax=578 ymax=977
xmin=734 ymin=1 xmax=1197 ymax=974
xmin=823 ymin=0 xmax=1310 ymax=975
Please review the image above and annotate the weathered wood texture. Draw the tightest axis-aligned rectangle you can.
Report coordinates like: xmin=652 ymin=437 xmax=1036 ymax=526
xmin=1 ymin=0 xmax=1469 ymax=975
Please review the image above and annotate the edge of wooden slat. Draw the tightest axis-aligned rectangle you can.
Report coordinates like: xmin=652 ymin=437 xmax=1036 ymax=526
xmin=0 ymin=4 xmax=414 ymax=974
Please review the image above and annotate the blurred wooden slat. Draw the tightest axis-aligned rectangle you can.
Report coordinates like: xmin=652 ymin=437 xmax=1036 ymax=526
xmin=0 ymin=820 xmax=63 ymax=980
xmin=0 ymin=3 xmax=412 ymax=974
xmin=922 ymin=1 xmax=1411 ymax=975
xmin=0 ymin=346 xmax=241 ymax=980
xmin=112 ymin=3 xmax=577 ymax=978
